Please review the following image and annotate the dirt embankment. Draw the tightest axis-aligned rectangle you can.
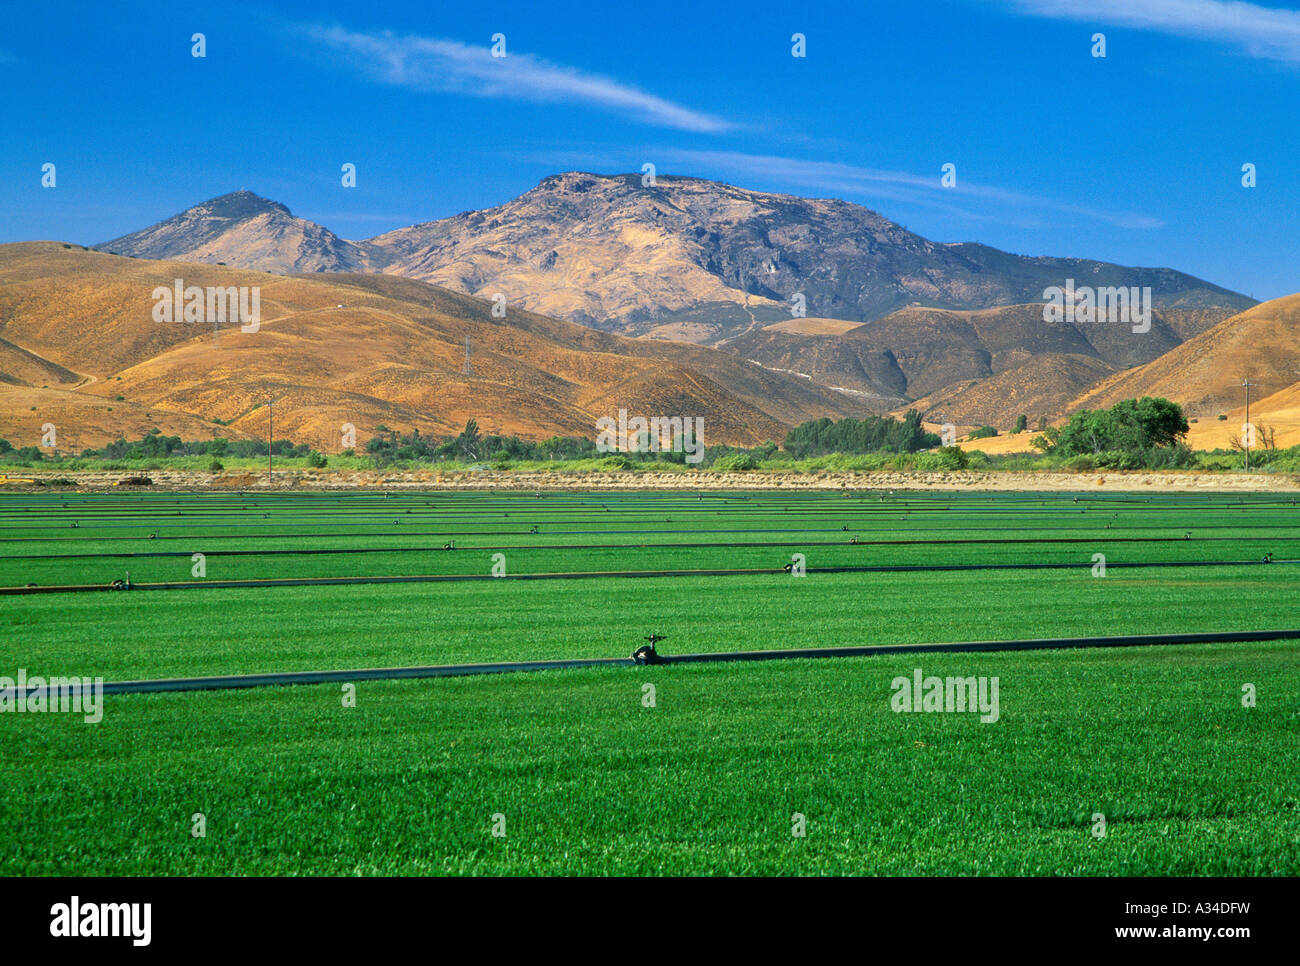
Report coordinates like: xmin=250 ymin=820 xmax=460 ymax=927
xmin=6 ymin=469 xmax=1300 ymax=493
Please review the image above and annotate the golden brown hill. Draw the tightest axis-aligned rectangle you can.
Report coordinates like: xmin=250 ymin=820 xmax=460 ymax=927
xmin=0 ymin=243 xmax=865 ymax=451
xmin=1069 ymin=294 xmax=1300 ymax=420
xmin=0 ymin=336 xmax=81 ymax=388
xmin=0 ymin=242 xmax=347 ymax=378
xmin=725 ymin=299 xmax=1239 ymax=426
xmin=320 ymin=273 xmax=867 ymax=429
xmin=728 ymin=304 xmax=1104 ymax=402
xmin=942 ymin=378 xmax=1300 ymax=455
xmin=905 ymin=353 xmax=1117 ymax=430
xmin=721 ymin=318 xmax=905 ymax=405
xmin=763 ymin=318 xmax=864 ymax=337
xmin=0 ymin=385 xmax=240 ymax=455
xmin=1184 ymin=381 xmax=1300 ymax=450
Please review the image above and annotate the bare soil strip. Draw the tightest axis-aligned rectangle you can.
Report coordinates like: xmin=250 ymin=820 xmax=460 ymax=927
xmin=5 ymin=469 xmax=1299 ymax=492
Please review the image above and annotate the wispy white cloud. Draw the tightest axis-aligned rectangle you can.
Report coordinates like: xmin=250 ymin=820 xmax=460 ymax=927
xmin=1011 ymin=0 xmax=1300 ymax=64
xmin=645 ymin=149 xmax=1165 ymax=229
xmin=303 ymin=25 xmax=734 ymax=133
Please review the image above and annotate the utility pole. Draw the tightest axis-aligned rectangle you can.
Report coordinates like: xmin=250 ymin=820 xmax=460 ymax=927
xmin=268 ymin=397 xmax=274 ymax=482
xmin=1242 ymin=377 xmax=1252 ymax=472
xmin=463 ymin=336 xmax=472 ymax=376
xmin=266 ymin=396 xmax=285 ymax=483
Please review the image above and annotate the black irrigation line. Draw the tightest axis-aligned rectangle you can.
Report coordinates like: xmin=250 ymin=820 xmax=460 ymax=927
xmin=4 ymin=505 xmax=1300 ymax=536
xmin=5 ymin=533 xmax=1300 ymax=562
xmin=0 ymin=526 xmax=886 ymax=543
xmin=9 ymin=628 xmax=1299 ymax=698
xmin=2 ymin=557 xmax=1293 ymax=595
xmin=0 ymin=496 xmax=1294 ymax=544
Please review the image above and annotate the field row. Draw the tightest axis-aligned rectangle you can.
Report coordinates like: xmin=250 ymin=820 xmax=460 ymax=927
xmin=2 ymin=642 xmax=1296 ymax=875
xmin=5 ymin=567 xmax=1298 ymax=680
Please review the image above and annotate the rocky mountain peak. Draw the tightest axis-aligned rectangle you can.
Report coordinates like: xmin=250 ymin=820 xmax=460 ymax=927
xmin=190 ymin=190 xmax=292 ymax=222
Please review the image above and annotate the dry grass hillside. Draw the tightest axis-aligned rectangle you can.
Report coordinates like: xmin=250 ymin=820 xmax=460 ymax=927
xmin=322 ymin=273 xmax=867 ymax=430
xmin=940 ymin=295 xmax=1300 ymax=453
xmin=906 ymin=353 xmax=1118 ymax=429
xmin=1069 ymin=294 xmax=1300 ymax=420
xmin=0 ymin=335 xmax=81 ymax=387
xmin=0 ymin=384 xmax=233 ymax=454
xmin=0 ymin=243 xmax=865 ymax=451
xmin=1185 ymin=381 xmax=1300 ymax=450
xmin=948 ymin=378 xmax=1300 ymax=456
xmin=726 ymin=298 xmax=1249 ymax=429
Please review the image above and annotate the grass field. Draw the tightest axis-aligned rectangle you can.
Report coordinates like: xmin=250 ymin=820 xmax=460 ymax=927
xmin=1 ymin=490 xmax=1297 ymax=874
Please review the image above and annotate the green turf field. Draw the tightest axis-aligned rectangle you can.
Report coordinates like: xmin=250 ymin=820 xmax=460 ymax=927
xmin=1 ymin=490 xmax=1297 ymax=874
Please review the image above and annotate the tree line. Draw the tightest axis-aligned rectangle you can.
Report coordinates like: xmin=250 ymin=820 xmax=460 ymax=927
xmin=782 ymin=411 xmax=939 ymax=458
xmin=1 ymin=398 xmax=1206 ymax=470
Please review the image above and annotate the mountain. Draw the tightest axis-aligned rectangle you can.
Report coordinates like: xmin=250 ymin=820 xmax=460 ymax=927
xmin=97 ymin=191 xmax=377 ymax=274
xmin=0 ymin=243 xmax=865 ymax=451
xmin=366 ymin=174 xmax=1254 ymax=342
xmin=83 ymin=175 xmax=1260 ymax=431
xmin=95 ymin=175 xmax=1255 ymax=348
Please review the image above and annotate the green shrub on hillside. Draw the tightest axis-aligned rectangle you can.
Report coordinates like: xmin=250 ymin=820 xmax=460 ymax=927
xmin=713 ymin=453 xmax=760 ymax=471
xmin=913 ymin=446 xmax=969 ymax=471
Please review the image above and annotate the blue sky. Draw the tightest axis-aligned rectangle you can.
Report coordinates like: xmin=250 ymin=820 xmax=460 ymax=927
xmin=3 ymin=0 xmax=1297 ymax=300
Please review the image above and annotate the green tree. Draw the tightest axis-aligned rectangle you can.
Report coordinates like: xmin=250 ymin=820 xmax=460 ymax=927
xmin=1044 ymin=397 xmax=1189 ymax=458
xmin=456 ymin=419 xmax=481 ymax=461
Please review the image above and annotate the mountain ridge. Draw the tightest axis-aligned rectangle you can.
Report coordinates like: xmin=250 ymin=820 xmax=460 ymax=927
xmin=85 ymin=174 xmax=1262 ymax=429
xmin=98 ymin=190 xmax=378 ymax=275
xmin=95 ymin=174 xmax=1255 ymax=344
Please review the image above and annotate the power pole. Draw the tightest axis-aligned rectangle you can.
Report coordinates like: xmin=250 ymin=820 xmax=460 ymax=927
xmin=463 ymin=336 xmax=472 ymax=376
xmin=265 ymin=394 xmax=288 ymax=482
